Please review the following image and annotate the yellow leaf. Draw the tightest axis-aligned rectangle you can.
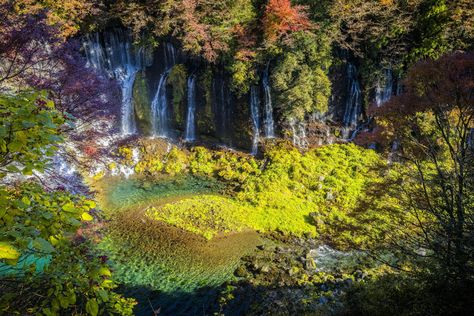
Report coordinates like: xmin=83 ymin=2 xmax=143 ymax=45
xmin=98 ymin=266 xmax=111 ymax=277
xmin=49 ymin=235 xmax=60 ymax=246
xmin=81 ymin=212 xmax=93 ymax=221
xmin=0 ymin=242 xmax=20 ymax=261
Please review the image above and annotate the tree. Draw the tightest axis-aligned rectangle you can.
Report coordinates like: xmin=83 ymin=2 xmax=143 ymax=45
xmin=0 ymin=91 xmax=63 ymax=177
xmin=330 ymin=0 xmax=416 ymax=61
xmin=262 ymin=0 xmax=312 ymax=45
xmin=271 ymin=31 xmax=331 ymax=120
xmin=330 ymin=0 xmax=474 ymax=69
xmin=113 ymin=0 xmax=256 ymax=63
xmin=0 ymin=3 xmax=61 ymax=88
xmin=0 ymin=92 xmax=136 ymax=314
xmin=0 ymin=3 xmax=120 ymax=148
xmin=366 ymin=52 xmax=474 ymax=280
xmin=10 ymin=0 xmax=102 ymax=38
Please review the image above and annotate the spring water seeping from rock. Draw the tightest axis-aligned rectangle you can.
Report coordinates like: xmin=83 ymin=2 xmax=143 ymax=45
xmin=184 ymin=75 xmax=197 ymax=142
xmin=250 ymin=86 xmax=261 ymax=155
xmin=289 ymin=118 xmax=308 ymax=149
xmin=151 ymin=43 xmax=177 ymax=138
xmin=151 ymin=73 xmax=169 ymax=137
xmin=375 ymin=69 xmax=393 ymax=107
xmin=212 ymin=75 xmax=233 ymax=143
xmin=342 ymin=63 xmax=362 ymax=128
xmin=262 ymin=62 xmax=275 ymax=138
xmin=83 ymin=30 xmax=150 ymax=136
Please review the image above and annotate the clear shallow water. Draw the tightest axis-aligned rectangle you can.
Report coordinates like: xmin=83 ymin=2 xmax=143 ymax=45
xmin=96 ymin=176 xmax=223 ymax=212
xmin=95 ymin=176 xmax=260 ymax=315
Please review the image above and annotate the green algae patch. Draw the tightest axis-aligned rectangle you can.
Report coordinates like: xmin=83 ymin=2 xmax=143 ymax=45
xmin=146 ymin=195 xmax=249 ymax=239
xmin=145 ymin=194 xmax=317 ymax=239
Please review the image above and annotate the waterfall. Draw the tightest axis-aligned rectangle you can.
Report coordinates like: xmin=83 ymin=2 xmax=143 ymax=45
xmin=221 ymin=81 xmax=227 ymax=136
xmin=184 ymin=75 xmax=197 ymax=142
xmin=151 ymin=73 xmax=170 ymax=137
xmin=250 ymin=86 xmax=261 ymax=155
xmin=289 ymin=118 xmax=308 ymax=149
xmin=262 ymin=62 xmax=275 ymax=138
xmin=213 ymin=76 xmax=231 ymax=142
xmin=396 ymin=73 xmax=403 ymax=96
xmin=82 ymin=30 xmax=150 ymax=135
xmin=216 ymin=79 xmax=226 ymax=136
xmin=375 ymin=69 xmax=393 ymax=107
xmin=343 ymin=63 xmax=362 ymax=127
xmin=151 ymin=43 xmax=177 ymax=137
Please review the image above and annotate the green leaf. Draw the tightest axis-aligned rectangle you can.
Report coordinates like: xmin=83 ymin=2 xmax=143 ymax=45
xmin=0 ymin=242 xmax=20 ymax=261
xmin=22 ymin=167 xmax=33 ymax=176
xmin=8 ymin=141 xmax=23 ymax=152
xmin=86 ymin=299 xmax=99 ymax=316
xmin=97 ymin=289 xmax=109 ymax=302
xmin=5 ymin=258 xmax=19 ymax=265
xmin=42 ymin=308 xmax=53 ymax=316
xmin=33 ymin=238 xmax=56 ymax=254
xmin=68 ymin=292 xmax=77 ymax=305
xmin=59 ymin=295 xmax=70 ymax=309
xmin=45 ymin=100 xmax=55 ymax=109
xmin=68 ymin=217 xmax=81 ymax=226
xmin=6 ymin=165 xmax=20 ymax=173
xmin=21 ymin=196 xmax=31 ymax=206
xmin=62 ymin=202 xmax=76 ymax=213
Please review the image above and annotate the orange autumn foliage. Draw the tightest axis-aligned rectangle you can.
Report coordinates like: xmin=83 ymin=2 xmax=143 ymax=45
xmin=262 ymin=0 xmax=312 ymax=44
xmin=10 ymin=0 xmax=100 ymax=38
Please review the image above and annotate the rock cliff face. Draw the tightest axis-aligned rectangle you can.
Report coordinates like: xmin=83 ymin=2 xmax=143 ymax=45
xmin=83 ymin=30 xmax=398 ymax=152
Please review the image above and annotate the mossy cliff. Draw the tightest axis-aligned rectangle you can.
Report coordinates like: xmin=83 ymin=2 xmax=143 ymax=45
xmin=133 ymin=71 xmax=152 ymax=135
xmin=168 ymin=64 xmax=188 ymax=130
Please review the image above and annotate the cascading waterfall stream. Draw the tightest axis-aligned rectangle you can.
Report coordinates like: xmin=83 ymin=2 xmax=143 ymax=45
xmin=289 ymin=118 xmax=308 ymax=149
xmin=342 ymin=63 xmax=362 ymax=128
xmin=151 ymin=43 xmax=177 ymax=137
xmin=213 ymin=76 xmax=232 ymax=142
xmin=375 ymin=69 xmax=393 ymax=107
xmin=184 ymin=75 xmax=197 ymax=142
xmin=262 ymin=62 xmax=275 ymax=138
xmin=83 ymin=31 xmax=150 ymax=135
xmin=349 ymin=68 xmax=395 ymax=142
xmin=250 ymin=86 xmax=261 ymax=155
xmin=151 ymin=73 xmax=170 ymax=137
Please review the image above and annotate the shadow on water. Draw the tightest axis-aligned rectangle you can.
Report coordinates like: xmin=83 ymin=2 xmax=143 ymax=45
xmin=121 ymin=283 xmax=331 ymax=316
xmin=120 ymin=285 xmax=224 ymax=316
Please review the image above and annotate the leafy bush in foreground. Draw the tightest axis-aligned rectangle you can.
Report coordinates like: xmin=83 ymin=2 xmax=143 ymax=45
xmin=0 ymin=92 xmax=135 ymax=315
